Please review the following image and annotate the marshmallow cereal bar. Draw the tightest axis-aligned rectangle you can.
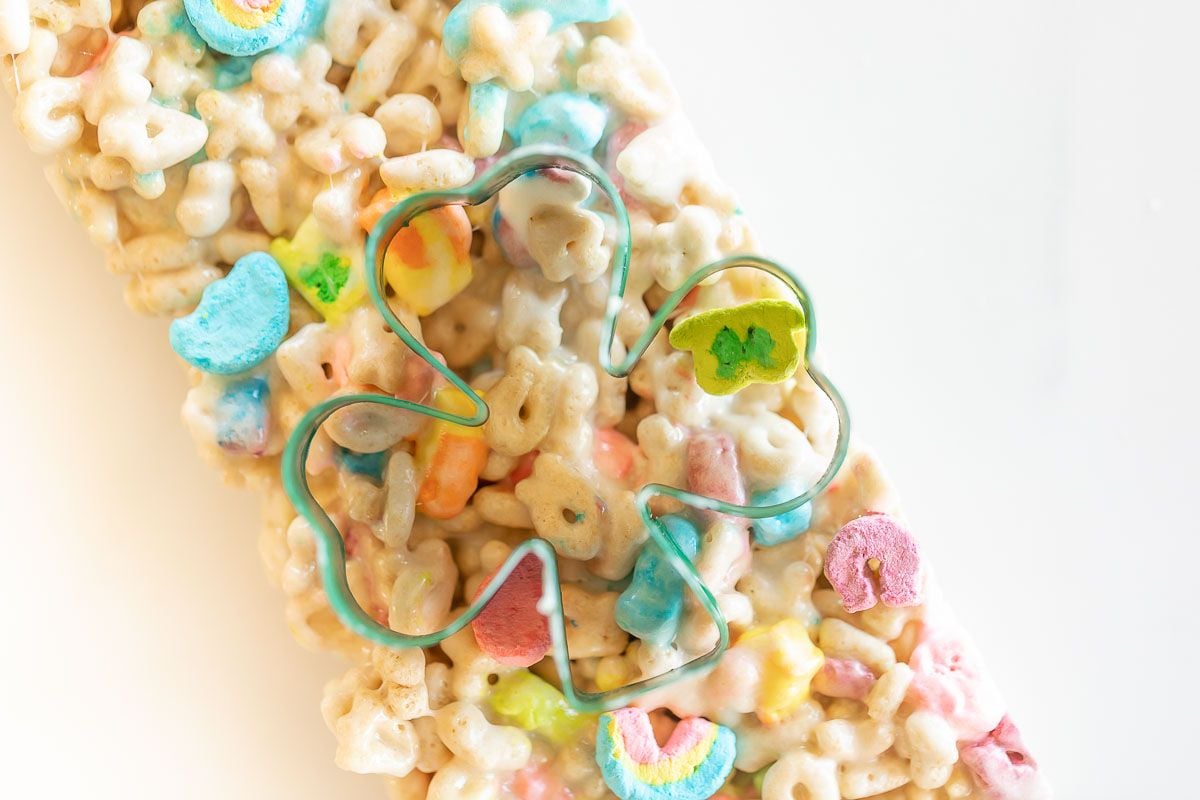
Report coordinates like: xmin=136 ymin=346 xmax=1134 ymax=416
xmin=2 ymin=1 xmax=1051 ymax=799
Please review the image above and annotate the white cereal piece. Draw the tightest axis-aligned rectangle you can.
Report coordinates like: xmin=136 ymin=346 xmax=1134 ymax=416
xmin=89 ymin=152 xmax=167 ymax=199
xmin=379 ymin=148 xmax=475 ymax=194
xmin=761 ymin=751 xmax=840 ymax=800
xmin=572 ymin=320 xmax=627 ymax=428
xmin=496 ymin=268 xmax=568 ymax=354
xmin=389 ymin=541 xmax=458 ymax=635
xmin=635 ymin=414 xmax=689 ymax=508
xmin=374 ymin=93 xmax=443 ymax=156
xmin=326 ymin=400 xmax=419 ymax=453
xmin=52 ymin=175 xmax=118 ymax=247
xmin=412 ymin=714 xmax=451 ymax=773
xmin=650 ymin=349 xmax=722 ymax=426
xmin=455 ymin=4 xmax=550 ymax=92
xmin=296 ymin=114 xmax=388 ymax=175
xmin=819 ymin=618 xmax=898 ymax=676
xmin=439 ymin=626 xmax=508 ymax=703
xmin=539 ymin=361 xmax=598 ymax=462
xmin=905 ymin=711 xmax=959 ymax=790
xmin=124 ymin=263 xmax=223 ymax=315
xmin=587 ymin=486 xmax=646 ymax=581
xmin=576 ymin=35 xmax=677 ymax=123
xmin=396 ymin=36 xmax=465 ymax=127
xmin=837 ymin=754 xmax=912 ymax=799
xmin=213 ymin=228 xmax=273 ymax=266
xmin=322 ymin=665 xmax=422 ymax=776
xmin=276 ymin=322 xmax=349 ymax=405
xmin=314 ymin=162 xmax=371 ymax=243
xmin=29 ymin=0 xmax=109 ymax=35
xmin=15 ymin=76 xmax=84 ymax=154
xmin=560 ymin=584 xmax=629 ymax=659
xmin=814 ymin=717 xmax=895 ymax=763
xmin=426 ymin=757 xmax=499 ymax=800
xmin=423 ymin=289 xmax=501 ymax=369
xmin=81 ymin=36 xmax=151 ymax=125
xmin=345 ymin=16 xmax=418 ymax=112
xmin=867 ymin=662 xmax=915 ymax=722
xmin=0 ymin=0 xmax=30 ymax=55
xmin=646 ymin=205 xmax=723 ymax=290
xmin=145 ymin=31 xmax=207 ymax=107
xmin=514 ymin=452 xmax=603 ymax=561
xmin=484 ymin=345 xmax=562 ymax=457
xmin=472 ymin=485 xmax=533 ymax=529
xmin=435 ymin=701 xmax=530 ymax=772
xmin=237 ymin=148 xmax=323 ymax=236
xmin=252 ymin=43 xmax=341 ymax=129
xmin=346 ymin=305 xmax=411 ymax=396
xmin=195 ymin=87 xmax=277 ymax=160
xmin=386 ymin=771 xmax=431 ymax=800
xmin=2 ymin=25 xmax=55 ymax=97
xmin=106 ymin=230 xmax=203 ymax=275
xmin=379 ymin=451 xmax=417 ymax=549
xmin=98 ymin=102 xmax=208 ymax=173
xmin=616 ymin=116 xmax=732 ymax=211
xmin=733 ymin=700 xmax=825 ymax=772
xmin=526 ymin=203 xmax=612 ymax=284
xmin=726 ymin=409 xmax=818 ymax=489
xmin=176 ymin=160 xmax=237 ymax=238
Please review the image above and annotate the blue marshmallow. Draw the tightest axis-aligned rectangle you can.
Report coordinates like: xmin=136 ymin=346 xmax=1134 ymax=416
xmin=615 ymin=515 xmax=700 ymax=647
xmin=750 ymin=484 xmax=812 ymax=547
xmin=512 ymin=92 xmax=608 ymax=153
xmin=169 ymin=251 xmax=290 ymax=375
xmin=337 ymin=446 xmax=389 ymax=482
xmin=215 ymin=377 xmax=270 ymax=455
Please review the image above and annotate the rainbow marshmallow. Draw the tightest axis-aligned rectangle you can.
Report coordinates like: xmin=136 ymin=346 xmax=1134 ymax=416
xmin=596 ymin=708 xmax=736 ymax=800
xmin=183 ymin=0 xmax=305 ymax=57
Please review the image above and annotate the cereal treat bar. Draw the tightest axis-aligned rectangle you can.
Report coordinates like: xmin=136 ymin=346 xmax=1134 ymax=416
xmin=1 ymin=1 xmax=1051 ymax=799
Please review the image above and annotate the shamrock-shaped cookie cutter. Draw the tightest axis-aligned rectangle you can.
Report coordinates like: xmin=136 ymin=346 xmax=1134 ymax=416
xmin=281 ymin=145 xmax=851 ymax=712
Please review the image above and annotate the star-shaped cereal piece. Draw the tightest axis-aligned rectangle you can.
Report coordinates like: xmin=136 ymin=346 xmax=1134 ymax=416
xmin=457 ymin=4 xmax=551 ymax=92
xmin=196 ymin=86 xmax=277 ymax=160
xmin=252 ymin=43 xmax=341 ymax=130
xmin=645 ymin=205 xmax=724 ymax=290
xmin=81 ymin=35 xmax=152 ymax=125
xmin=577 ymin=35 xmax=677 ymax=122
xmin=669 ymin=299 xmax=806 ymax=395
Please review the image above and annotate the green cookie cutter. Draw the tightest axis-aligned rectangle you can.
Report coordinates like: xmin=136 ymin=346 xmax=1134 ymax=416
xmin=281 ymin=145 xmax=851 ymax=713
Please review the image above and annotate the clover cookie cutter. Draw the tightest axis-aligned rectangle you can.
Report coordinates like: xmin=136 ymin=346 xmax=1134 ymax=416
xmin=281 ymin=145 xmax=851 ymax=713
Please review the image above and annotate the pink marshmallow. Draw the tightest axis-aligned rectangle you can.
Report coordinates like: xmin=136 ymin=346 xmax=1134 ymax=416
xmin=907 ymin=628 xmax=1006 ymax=741
xmin=961 ymin=716 xmax=1050 ymax=800
xmin=470 ymin=552 xmax=551 ymax=667
xmin=812 ymin=658 xmax=877 ymax=701
xmin=512 ymin=764 xmax=568 ymax=800
xmin=687 ymin=430 xmax=746 ymax=513
xmin=823 ymin=514 xmax=922 ymax=613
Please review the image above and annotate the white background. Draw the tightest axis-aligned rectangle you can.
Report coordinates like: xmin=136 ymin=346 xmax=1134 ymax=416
xmin=1 ymin=1 xmax=1197 ymax=797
